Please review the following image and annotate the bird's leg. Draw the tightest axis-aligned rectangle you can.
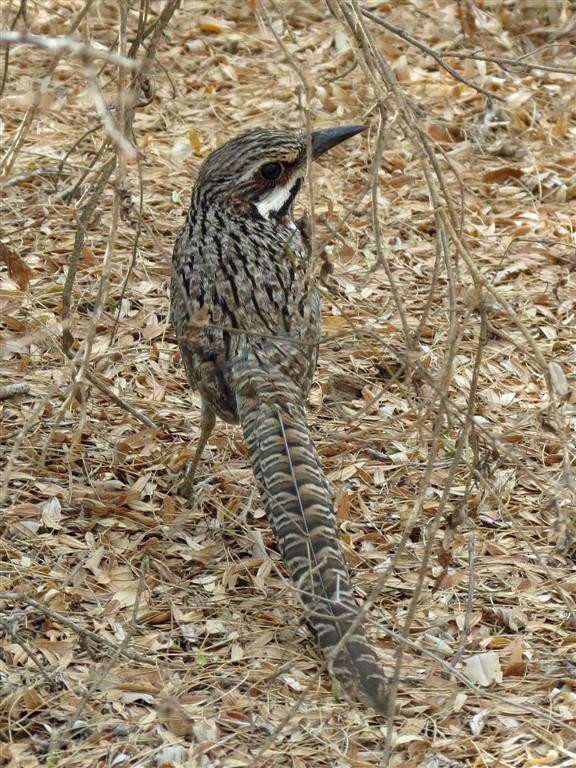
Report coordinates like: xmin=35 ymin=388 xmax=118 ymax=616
xmin=179 ymin=400 xmax=216 ymax=498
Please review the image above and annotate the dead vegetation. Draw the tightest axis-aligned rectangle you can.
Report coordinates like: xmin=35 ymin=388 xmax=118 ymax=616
xmin=1 ymin=1 xmax=575 ymax=766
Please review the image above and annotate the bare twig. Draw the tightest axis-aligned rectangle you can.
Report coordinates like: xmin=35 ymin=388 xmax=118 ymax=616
xmin=84 ymin=58 xmax=138 ymax=158
xmin=361 ymin=8 xmax=504 ymax=101
xmin=0 ymin=382 xmax=30 ymax=400
xmin=0 ymin=30 xmax=141 ymax=70
xmin=49 ymin=556 xmax=150 ymax=753
xmin=0 ymin=592 xmax=178 ymax=668
xmin=441 ymin=46 xmax=576 ymax=76
xmin=0 ymin=616 xmax=57 ymax=687
xmin=0 ymin=2 xmax=97 ymax=176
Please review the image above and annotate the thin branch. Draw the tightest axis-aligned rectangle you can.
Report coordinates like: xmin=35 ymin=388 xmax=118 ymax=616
xmin=49 ymin=555 xmax=150 ymax=753
xmin=84 ymin=57 xmax=138 ymax=158
xmin=0 ymin=30 xmax=141 ymax=70
xmin=0 ymin=382 xmax=30 ymax=400
xmin=0 ymin=592 xmax=179 ymax=668
xmin=441 ymin=46 xmax=576 ymax=76
xmin=361 ymin=8 xmax=504 ymax=101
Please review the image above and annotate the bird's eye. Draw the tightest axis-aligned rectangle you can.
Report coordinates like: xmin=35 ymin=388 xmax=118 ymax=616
xmin=260 ymin=162 xmax=283 ymax=181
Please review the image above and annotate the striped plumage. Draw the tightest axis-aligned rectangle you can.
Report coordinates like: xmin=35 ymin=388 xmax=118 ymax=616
xmin=171 ymin=126 xmax=388 ymax=712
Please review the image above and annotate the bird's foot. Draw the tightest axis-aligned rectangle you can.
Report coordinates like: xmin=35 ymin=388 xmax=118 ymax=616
xmin=176 ymin=472 xmax=215 ymax=503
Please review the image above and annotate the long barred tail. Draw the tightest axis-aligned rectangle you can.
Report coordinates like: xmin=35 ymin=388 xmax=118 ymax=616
xmin=232 ymin=346 xmax=388 ymax=713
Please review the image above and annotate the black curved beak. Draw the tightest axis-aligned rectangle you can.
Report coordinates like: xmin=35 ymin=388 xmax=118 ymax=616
xmin=310 ymin=124 xmax=366 ymax=159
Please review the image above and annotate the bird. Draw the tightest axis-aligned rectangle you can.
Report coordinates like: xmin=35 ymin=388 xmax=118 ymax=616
xmin=170 ymin=124 xmax=388 ymax=713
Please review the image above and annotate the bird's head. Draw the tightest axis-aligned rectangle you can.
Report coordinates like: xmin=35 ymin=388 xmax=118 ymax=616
xmin=192 ymin=125 xmax=365 ymax=222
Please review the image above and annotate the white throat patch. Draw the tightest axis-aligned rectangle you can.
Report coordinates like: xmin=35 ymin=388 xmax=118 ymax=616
xmin=255 ymin=182 xmax=295 ymax=220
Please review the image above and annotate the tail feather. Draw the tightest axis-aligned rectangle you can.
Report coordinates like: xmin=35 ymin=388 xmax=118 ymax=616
xmin=232 ymin=347 xmax=388 ymax=713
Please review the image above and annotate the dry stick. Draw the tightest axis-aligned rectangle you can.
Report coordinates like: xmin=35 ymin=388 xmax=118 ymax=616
xmin=54 ymin=135 xmax=110 ymax=203
xmin=381 ymin=622 xmax=576 ymax=739
xmin=49 ymin=555 xmax=150 ymax=755
xmin=434 ymin=140 xmax=467 ymax=250
xmin=326 ymin=0 xmax=454 ymax=401
xmin=333 ymin=1 xmax=480 ymax=757
xmin=368 ymin=106 xmax=414 ymax=346
xmin=0 ymin=165 xmax=73 ymax=191
xmin=109 ymin=173 xmax=144 ymax=349
xmin=107 ymin=0 xmax=132 ymax=346
xmin=135 ymin=0 xmax=181 ymax=61
xmin=0 ymin=1 xmax=98 ymax=177
xmin=504 ymin=237 xmax=576 ymax=268
xmin=417 ymin=133 xmax=574 ymax=503
xmin=81 ymin=357 xmax=159 ymax=429
xmin=436 ymin=214 xmax=462 ymax=412
xmin=0 ymin=72 xmax=49 ymax=177
xmin=129 ymin=0 xmax=150 ymax=55
xmin=69 ymin=173 xmax=125 ymax=459
xmin=125 ymin=0 xmax=181 ymax=102
xmin=39 ymin=158 xmax=116 ymax=464
xmin=321 ymin=314 xmax=575 ymax=625
xmin=260 ymin=0 xmax=404 ymax=721
xmin=61 ymin=157 xmax=116 ymax=357
xmin=246 ymin=665 xmax=336 ymax=768
xmin=0 ymin=616 xmax=57 ymax=688
xmin=297 ymin=13 xmax=433 ymax=433
xmin=410 ymin=366 xmax=576 ymax=620
xmin=361 ymin=8 xmax=503 ymax=102
xmin=0 ymin=383 xmax=30 ymax=400
xmin=338 ymin=0 xmax=462 ymax=478
xmin=0 ymin=397 xmax=47 ymax=505
xmin=417 ymin=220 xmax=445 ymax=335
xmin=403 ymin=62 xmax=467 ymax=338
xmin=56 ymin=13 xmax=156 ymax=436
xmin=41 ymin=159 xmax=124 ymax=465
xmin=259 ymin=0 xmax=318 ymax=297
xmin=84 ymin=57 xmax=137 ymax=158
xmin=358 ymin=7 xmax=506 ymax=456
xmin=363 ymin=0 xmax=575 ymax=617
xmin=111 ymin=0 xmax=181 ymax=344
xmin=525 ymin=728 xmax=576 ymax=762
xmin=0 ymin=0 xmax=29 ymax=99
xmin=450 ymin=531 xmax=476 ymax=669
xmin=442 ymin=213 xmax=576 ymax=492
xmin=447 ymin=308 xmax=486 ymax=668
xmin=440 ymin=46 xmax=576 ymax=76
xmin=324 ymin=56 xmax=358 ymax=84
xmin=0 ymin=592 xmax=177 ymax=668
xmin=0 ymin=30 xmax=141 ymax=71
